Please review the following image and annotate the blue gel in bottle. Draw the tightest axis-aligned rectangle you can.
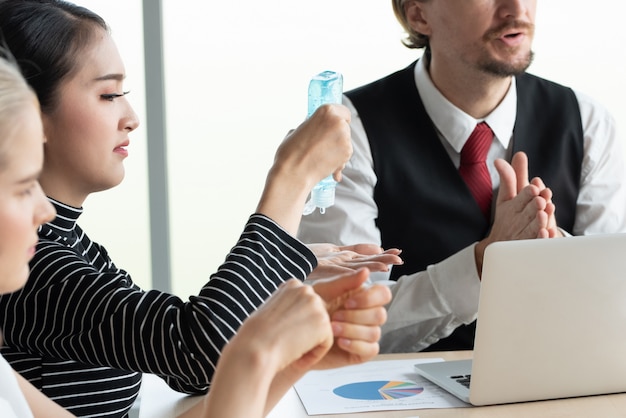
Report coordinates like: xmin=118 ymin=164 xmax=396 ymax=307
xmin=303 ymin=70 xmax=343 ymax=215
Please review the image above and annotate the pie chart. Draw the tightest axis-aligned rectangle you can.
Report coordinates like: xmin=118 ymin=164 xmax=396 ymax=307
xmin=333 ymin=380 xmax=424 ymax=400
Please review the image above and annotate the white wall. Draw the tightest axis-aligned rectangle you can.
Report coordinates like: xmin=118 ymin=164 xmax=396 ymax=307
xmin=73 ymin=1 xmax=151 ymax=289
xmin=74 ymin=1 xmax=626 ymax=298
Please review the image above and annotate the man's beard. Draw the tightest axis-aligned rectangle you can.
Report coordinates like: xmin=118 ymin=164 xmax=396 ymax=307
xmin=479 ymin=50 xmax=535 ymax=77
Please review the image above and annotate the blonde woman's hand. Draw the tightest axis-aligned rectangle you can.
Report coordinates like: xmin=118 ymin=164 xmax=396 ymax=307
xmin=233 ymin=279 xmax=334 ymax=373
xmin=311 ymin=268 xmax=392 ymax=369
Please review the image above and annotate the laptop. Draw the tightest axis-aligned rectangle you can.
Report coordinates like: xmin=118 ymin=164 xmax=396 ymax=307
xmin=414 ymin=233 xmax=626 ymax=406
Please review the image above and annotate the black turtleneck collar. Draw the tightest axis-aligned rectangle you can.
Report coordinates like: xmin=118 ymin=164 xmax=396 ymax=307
xmin=40 ymin=197 xmax=83 ymax=239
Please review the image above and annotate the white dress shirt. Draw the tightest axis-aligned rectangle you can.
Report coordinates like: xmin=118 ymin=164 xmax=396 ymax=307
xmin=298 ymin=58 xmax=626 ymax=352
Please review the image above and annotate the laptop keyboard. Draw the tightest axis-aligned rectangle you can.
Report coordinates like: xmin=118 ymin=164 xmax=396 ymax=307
xmin=451 ymin=374 xmax=471 ymax=388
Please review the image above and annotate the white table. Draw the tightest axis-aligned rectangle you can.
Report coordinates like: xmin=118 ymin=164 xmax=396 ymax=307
xmin=137 ymin=373 xmax=304 ymax=418
xmin=138 ymin=352 xmax=626 ymax=418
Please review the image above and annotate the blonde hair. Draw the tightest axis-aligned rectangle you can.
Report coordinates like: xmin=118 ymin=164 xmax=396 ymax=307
xmin=0 ymin=53 xmax=39 ymax=169
xmin=392 ymin=0 xmax=430 ymax=49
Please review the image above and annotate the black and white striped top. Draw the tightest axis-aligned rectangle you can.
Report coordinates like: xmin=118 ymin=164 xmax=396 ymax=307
xmin=0 ymin=198 xmax=317 ymax=417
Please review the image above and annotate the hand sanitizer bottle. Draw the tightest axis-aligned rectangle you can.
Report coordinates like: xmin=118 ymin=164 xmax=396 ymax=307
xmin=303 ymin=70 xmax=343 ymax=215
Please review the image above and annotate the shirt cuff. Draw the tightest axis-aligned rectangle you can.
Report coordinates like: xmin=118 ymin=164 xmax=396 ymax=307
xmin=249 ymin=213 xmax=318 ymax=276
xmin=428 ymin=243 xmax=481 ymax=323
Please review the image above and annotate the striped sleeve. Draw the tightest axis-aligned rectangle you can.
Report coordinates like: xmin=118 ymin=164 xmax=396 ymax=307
xmin=0 ymin=213 xmax=316 ymax=396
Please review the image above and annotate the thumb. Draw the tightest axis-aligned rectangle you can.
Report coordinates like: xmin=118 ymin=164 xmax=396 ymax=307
xmin=494 ymin=158 xmax=517 ymax=203
xmin=311 ymin=268 xmax=370 ymax=305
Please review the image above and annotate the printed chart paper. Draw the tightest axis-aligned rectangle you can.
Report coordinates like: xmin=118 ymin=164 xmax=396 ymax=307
xmin=294 ymin=358 xmax=469 ymax=415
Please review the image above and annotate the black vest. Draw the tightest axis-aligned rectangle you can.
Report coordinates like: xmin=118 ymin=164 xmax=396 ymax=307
xmin=346 ymin=61 xmax=583 ymax=351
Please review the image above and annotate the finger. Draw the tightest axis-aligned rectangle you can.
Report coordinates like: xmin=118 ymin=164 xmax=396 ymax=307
xmin=346 ymin=252 xmax=404 ymax=266
xmin=312 ymin=268 xmax=370 ymax=305
xmin=342 ymin=284 xmax=392 ymax=310
xmin=511 ymin=152 xmax=529 ymax=192
xmin=331 ymin=321 xmax=382 ymax=342
xmin=517 ymin=200 xmax=549 ymax=237
xmin=339 ymin=260 xmax=392 ymax=273
xmin=338 ymin=243 xmax=384 ymax=255
xmin=335 ymin=256 xmax=402 ymax=271
xmin=314 ymin=247 xmax=401 ymax=261
xmin=530 ymin=176 xmax=546 ymax=190
xmin=523 ymin=196 xmax=548 ymax=222
xmin=538 ymin=186 xmax=553 ymax=203
xmin=544 ymin=200 xmax=556 ymax=218
xmin=334 ymin=339 xmax=380 ymax=362
xmin=381 ymin=248 xmax=403 ymax=256
xmin=494 ymin=158 xmax=517 ymax=203
xmin=368 ymin=252 xmax=404 ymax=267
xmin=332 ymin=305 xmax=388 ymax=327
xmin=326 ymin=102 xmax=351 ymax=123
xmin=513 ymin=183 xmax=542 ymax=209
xmin=532 ymin=194 xmax=548 ymax=211
xmin=337 ymin=245 xmax=403 ymax=257
xmin=327 ymin=252 xmax=403 ymax=267
xmin=333 ymin=168 xmax=343 ymax=183
xmin=537 ymin=228 xmax=550 ymax=239
xmin=544 ymin=201 xmax=560 ymax=237
xmin=548 ymin=227 xmax=561 ymax=238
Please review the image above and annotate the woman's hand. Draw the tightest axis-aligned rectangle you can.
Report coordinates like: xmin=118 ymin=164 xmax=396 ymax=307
xmin=306 ymin=243 xmax=403 ymax=282
xmin=260 ymin=268 xmax=391 ymax=415
xmin=256 ymin=104 xmax=352 ymax=235
xmin=194 ymin=280 xmax=334 ymax=418
xmin=230 ymin=279 xmax=334 ymax=372
xmin=272 ymin=104 xmax=352 ymax=187
xmin=311 ymin=268 xmax=392 ymax=369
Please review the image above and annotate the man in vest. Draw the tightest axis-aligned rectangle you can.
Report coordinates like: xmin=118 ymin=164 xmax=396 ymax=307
xmin=298 ymin=0 xmax=626 ymax=352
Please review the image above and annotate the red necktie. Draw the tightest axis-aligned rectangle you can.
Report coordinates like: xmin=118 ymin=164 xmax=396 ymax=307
xmin=459 ymin=122 xmax=493 ymax=219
